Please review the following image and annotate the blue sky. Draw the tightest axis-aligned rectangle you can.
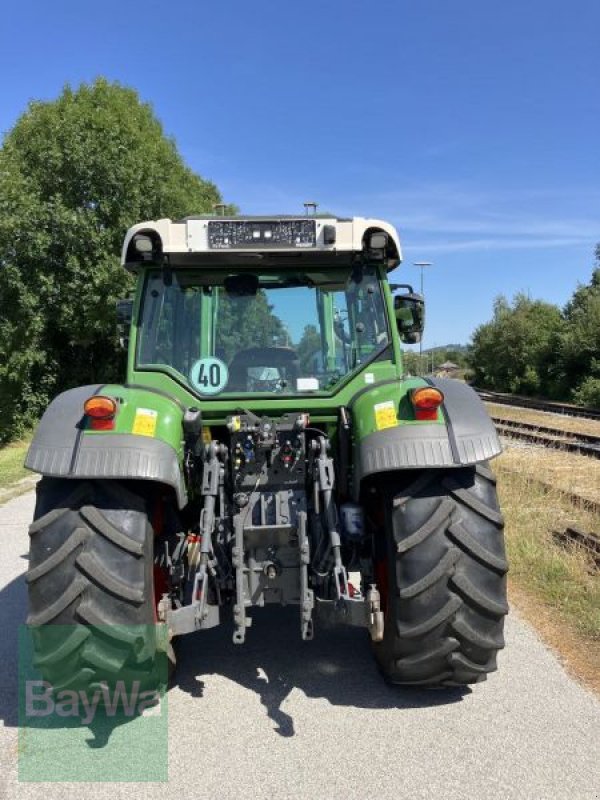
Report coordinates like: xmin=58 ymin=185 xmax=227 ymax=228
xmin=1 ymin=0 xmax=598 ymax=348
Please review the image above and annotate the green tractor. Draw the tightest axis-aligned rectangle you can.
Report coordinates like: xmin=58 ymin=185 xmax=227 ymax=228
xmin=25 ymin=213 xmax=507 ymax=692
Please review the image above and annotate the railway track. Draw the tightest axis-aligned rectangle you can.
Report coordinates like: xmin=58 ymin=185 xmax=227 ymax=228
xmin=493 ymin=417 xmax=600 ymax=458
xmin=497 ymin=467 xmax=600 ymax=569
xmin=476 ymin=388 xmax=600 ymax=421
xmin=553 ymin=526 xmax=600 ymax=569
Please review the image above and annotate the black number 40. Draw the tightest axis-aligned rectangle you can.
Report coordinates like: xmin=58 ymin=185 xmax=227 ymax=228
xmin=198 ymin=362 xmax=221 ymax=388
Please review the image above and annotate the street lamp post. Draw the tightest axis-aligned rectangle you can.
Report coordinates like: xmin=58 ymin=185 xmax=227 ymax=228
xmin=413 ymin=261 xmax=432 ymax=372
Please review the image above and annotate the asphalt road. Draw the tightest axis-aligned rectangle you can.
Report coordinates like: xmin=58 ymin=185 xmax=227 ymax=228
xmin=0 ymin=490 xmax=599 ymax=800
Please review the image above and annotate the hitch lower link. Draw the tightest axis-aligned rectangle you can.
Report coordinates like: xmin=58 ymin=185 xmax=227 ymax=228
xmin=312 ymin=437 xmax=384 ymax=642
xmin=159 ymin=441 xmax=227 ymax=637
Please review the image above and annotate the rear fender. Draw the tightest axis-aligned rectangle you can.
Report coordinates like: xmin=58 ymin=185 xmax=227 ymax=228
xmin=25 ymin=384 xmax=188 ymax=508
xmin=353 ymin=378 xmax=501 ymax=499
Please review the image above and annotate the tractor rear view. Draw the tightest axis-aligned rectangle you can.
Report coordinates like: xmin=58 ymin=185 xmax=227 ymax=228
xmin=25 ymin=212 xmax=507 ymax=693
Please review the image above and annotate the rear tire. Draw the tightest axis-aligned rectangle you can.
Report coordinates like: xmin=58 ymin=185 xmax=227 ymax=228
xmin=372 ymin=463 xmax=508 ymax=687
xmin=27 ymin=478 xmax=171 ymax=694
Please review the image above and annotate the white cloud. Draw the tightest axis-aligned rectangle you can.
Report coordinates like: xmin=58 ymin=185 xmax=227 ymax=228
xmin=333 ymin=182 xmax=599 ymax=252
xmin=208 ymin=177 xmax=599 ymax=254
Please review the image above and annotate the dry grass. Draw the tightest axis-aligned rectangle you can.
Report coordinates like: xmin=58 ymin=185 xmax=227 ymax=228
xmin=493 ymin=448 xmax=600 ymax=692
xmin=485 ymin=401 xmax=600 ymax=437
xmin=498 ymin=440 xmax=600 ymax=505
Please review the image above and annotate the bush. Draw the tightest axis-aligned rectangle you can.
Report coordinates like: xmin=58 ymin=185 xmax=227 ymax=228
xmin=571 ymin=377 xmax=600 ymax=409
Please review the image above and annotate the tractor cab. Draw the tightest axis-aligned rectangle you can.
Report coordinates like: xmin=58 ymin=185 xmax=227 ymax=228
xmin=120 ymin=214 xmax=421 ymax=403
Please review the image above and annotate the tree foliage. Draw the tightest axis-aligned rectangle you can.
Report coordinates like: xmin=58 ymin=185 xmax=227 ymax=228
xmin=470 ymin=294 xmax=564 ymax=395
xmin=215 ymin=291 xmax=287 ymax=362
xmin=297 ymin=324 xmax=321 ymax=371
xmin=0 ymin=78 xmax=228 ymax=441
xmin=571 ymin=375 xmax=600 ymax=407
xmin=470 ymin=257 xmax=600 ymax=407
xmin=555 ymin=267 xmax=600 ymax=400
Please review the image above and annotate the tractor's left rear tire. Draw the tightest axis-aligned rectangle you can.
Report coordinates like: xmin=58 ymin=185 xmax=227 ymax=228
xmin=26 ymin=478 xmax=172 ymax=696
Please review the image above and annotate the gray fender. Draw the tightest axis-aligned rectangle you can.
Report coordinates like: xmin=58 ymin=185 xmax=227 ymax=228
xmin=354 ymin=378 xmax=501 ymax=497
xmin=25 ymin=385 xmax=187 ymax=508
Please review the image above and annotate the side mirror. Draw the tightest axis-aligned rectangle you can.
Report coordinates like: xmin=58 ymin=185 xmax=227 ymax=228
xmin=393 ymin=286 xmax=425 ymax=344
xmin=116 ymin=298 xmax=133 ymax=350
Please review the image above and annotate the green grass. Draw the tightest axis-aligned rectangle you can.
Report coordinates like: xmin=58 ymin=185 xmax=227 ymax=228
xmin=0 ymin=436 xmax=32 ymax=490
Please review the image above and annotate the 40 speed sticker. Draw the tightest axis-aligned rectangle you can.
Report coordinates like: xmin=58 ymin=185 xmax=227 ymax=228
xmin=189 ymin=357 xmax=229 ymax=395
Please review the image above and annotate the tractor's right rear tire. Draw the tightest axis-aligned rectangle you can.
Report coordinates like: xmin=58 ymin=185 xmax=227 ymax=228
xmin=26 ymin=478 xmax=170 ymax=695
xmin=372 ymin=463 xmax=508 ymax=687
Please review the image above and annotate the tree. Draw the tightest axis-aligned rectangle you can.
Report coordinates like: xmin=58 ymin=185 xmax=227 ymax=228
xmin=297 ymin=324 xmax=321 ymax=372
xmin=571 ymin=375 xmax=600 ymax=407
xmin=0 ymin=78 xmax=230 ymax=441
xmin=469 ymin=294 xmax=563 ymax=394
xmin=215 ymin=291 xmax=287 ymax=362
xmin=401 ymin=350 xmax=425 ymax=375
xmin=468 ymin=247 xmax=600 ymax=404
xmin=555 ymin=267 xmax=600 ymax=404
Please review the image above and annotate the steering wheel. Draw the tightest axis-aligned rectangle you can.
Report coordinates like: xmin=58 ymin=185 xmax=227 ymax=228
xmin=228 ymin=346 xmax=300 ymax=392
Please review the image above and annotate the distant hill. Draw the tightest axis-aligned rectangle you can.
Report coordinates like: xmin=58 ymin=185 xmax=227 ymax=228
xmin=422 ymin=343 xmax=470 ymax=354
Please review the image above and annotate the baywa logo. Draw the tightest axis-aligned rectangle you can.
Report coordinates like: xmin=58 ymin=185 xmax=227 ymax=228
xmin=19 ymin=626 xmax=168 ymax=782
xmin=25 ymin=680 xmax=163 ymax=725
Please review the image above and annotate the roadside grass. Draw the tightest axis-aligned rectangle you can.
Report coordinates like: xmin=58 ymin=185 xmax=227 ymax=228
xmin=485 ymin=401 xmax=600 ymax=438
xmin=0 ymin=435 xmax=32 ymax=490
xmin=494 ymin=447 xmax=600 ymax=691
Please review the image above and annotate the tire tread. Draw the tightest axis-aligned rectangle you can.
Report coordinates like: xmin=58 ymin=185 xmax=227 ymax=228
xmin=27 ymin=478 xmax=166 ymax=694
xmin=373 ymin=463 xmax=508 ymax=687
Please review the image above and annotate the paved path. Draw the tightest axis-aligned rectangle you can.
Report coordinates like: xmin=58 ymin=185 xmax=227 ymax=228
xmin=0 ymin=490 xmax=598 ymax=799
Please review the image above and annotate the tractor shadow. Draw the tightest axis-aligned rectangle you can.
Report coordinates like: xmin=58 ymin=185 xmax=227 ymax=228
xmin=0 ymin=555 xmax=28 ymax=730
xmin=173 ymin=605 xmax=471 ymax=738
xmin=0 ymin=568 xmax=470 ymax=746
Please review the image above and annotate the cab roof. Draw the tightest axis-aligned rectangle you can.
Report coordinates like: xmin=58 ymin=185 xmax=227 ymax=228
xmin=121 ymin=215 xmax=402 ymax=272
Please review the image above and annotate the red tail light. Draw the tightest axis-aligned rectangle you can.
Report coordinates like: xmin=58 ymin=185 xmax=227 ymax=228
xmin=411 ymin=387 xmax=444 ymax=421
xmin=84 ymin=396 xmax=117 ymax=430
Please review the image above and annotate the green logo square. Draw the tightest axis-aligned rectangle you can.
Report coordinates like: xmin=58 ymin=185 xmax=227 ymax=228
xmin=18 ymin=624 xmax=169 ymax=782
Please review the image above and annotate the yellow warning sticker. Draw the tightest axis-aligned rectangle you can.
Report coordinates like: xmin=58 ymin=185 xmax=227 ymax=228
xmin=132 ymin=407 xmax=158 ymax=437
xmin=374 ymin=400 xmax=398 ymax=431
xmin=202 ymin=426 xmax=212 ymax=444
